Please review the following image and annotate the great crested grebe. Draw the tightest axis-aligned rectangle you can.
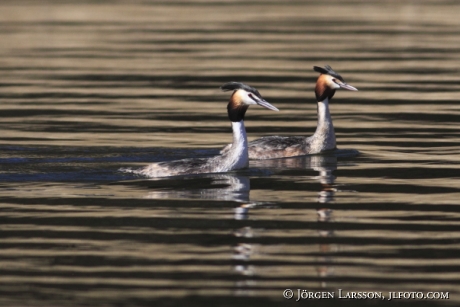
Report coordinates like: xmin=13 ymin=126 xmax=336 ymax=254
xmin=221 ymin=65 xmax=357 ymax=159
xmin=131 ymin=82 xmax=278 ymax=178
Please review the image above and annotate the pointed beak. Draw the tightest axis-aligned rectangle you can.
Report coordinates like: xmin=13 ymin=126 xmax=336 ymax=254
xmin=255 ymin=98 xmax=279 ymax=111
xmin=340 ymin=83 xmax=358 ymax=91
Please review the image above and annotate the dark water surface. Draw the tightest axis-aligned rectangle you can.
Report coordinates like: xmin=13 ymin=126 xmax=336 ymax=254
xmin=0 ymin=1 xmax=459 ymax=306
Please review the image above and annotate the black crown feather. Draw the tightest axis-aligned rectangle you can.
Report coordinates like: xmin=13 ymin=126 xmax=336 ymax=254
xmin=313 ymin=65 xmax=344 ymax=81
xmin=220 ymin=82 xmax=262 ymax=98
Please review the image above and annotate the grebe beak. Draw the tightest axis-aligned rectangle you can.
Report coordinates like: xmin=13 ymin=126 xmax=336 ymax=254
xmin=253 ymin=96 xmax=279 ymax=111
xmin=258 ymin=99 xmax=279 ymax=111
xmin=339 ymin=83 xmax=358 ymax=91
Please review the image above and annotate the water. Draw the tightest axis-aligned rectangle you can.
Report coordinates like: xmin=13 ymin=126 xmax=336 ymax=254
xmin=0 ymin=1 xmax=459 ymax=306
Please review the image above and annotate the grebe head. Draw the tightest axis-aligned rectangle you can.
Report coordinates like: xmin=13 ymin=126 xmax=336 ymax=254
xmin=313 ymin=65 xmax=358 ymax=101
xmin=221 ymin=82 xmax=278 ymax=122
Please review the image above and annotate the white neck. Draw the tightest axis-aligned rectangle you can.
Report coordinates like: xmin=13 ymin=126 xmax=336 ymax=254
xmin=232 ymin=120 xmax=247 ymax=144
xmin=222 ymin=121 xmax=249 ymax=170
xmin=310 ymin=98 xmax=336 ymax=151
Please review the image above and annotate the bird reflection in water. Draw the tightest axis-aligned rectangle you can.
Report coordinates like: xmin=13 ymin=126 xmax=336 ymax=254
xmin=313 ymin=156 xmax=338 ymax=288
xmin=142 ymin=151 xmax=352 ymax=295
xmin=144 ymin=173 xmax=251 ymax=203
xmin=143 ymin=172 xmax=260 ymax=295
xmin=252 ymin=154 xmax=341 ymax=289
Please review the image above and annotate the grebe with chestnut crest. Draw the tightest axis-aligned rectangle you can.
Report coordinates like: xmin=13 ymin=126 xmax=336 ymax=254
xmin=221 ymin=65 xmax=358 ymax=159
xmin=129 ymin=82 xmax=279 ymax=178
